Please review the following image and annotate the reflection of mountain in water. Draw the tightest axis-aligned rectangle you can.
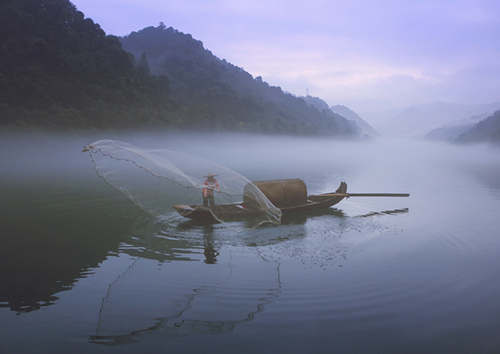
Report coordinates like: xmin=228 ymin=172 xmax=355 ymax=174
xmin=0 ymin=166 xmax=409 ymax=318
xmin=0 ymin=182 xmax=139 ymax=313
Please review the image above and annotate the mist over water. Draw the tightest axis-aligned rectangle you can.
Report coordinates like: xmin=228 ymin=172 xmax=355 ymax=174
xmin=1 ymin=131 xmax=500 ymax=353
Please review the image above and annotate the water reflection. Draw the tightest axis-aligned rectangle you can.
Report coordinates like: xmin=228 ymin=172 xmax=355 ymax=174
xmin=356 ymin=208 xmax=409 ymax=218
xmin=175 ymin=222 xmax=219 ymax=264
xmin=89 ymin=250 xmax=282 ymax=345
xmin=90 ymin=271 xmax=282 ymax=345
xmin=86 ymin=204 xmax=410 ymax=345
xmin=202 ymin=225 xmax=218 ymax=264
xmin=0 ymin=182 xmax=138 ymax=313
xmin=281 ymin=207 xmax=346 ymax=224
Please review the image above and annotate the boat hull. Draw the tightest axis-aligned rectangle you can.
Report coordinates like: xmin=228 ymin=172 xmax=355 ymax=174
xmin=172 ymin=182 xmax=348 ymax=224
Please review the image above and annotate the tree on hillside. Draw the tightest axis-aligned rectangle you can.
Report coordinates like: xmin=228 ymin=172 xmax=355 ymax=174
xmin=137 ymin=52 xmax=151 ymax=76
xmin=0 ymin=0 xmax=173 ymax=127
xmin=121 ymin=24 xmax=358 ymax=136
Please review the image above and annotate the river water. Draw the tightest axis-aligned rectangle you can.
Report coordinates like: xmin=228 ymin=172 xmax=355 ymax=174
xmin=1 ymin=132 xmax=500 ymax=353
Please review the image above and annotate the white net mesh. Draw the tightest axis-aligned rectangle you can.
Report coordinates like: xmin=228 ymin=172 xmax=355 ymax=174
xmin=84 ymin=140 xmax=281 ymax=225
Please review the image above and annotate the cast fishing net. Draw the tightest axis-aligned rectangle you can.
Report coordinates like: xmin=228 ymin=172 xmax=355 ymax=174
xmin=83 ymin=140 xmax=281 ymax=225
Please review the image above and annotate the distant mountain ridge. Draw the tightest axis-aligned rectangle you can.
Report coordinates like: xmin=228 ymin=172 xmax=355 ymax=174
xmin=456 ymin=111 xmax=500 ymax=143
xmin=380 ymin=101 xmax=500 ymax=137
xmin=425 ymin=112 xmax=487 ymax=141
xmin=301 ymin=96 xmax=377 ymax=137
xmin=0 ymin=2 xmax=359 ymax=137
xmin=120 ymin=25 xmax=358 ymax=136
xmin=330 ymin=105 xmax=378 ymax=137
xmin=425 ymin=124 xmax=474 ymax=141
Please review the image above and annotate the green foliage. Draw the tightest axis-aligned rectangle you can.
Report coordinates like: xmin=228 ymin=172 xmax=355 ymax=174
xmin=0 ymin=1 xmax=358 ymax=136
xmin=137 ymin=52 xmax=151 ymax=76
xmin=121 ymin=25 xmax=358 ymax=135
xmin=0 ymin=0 xmax=172 ymax=128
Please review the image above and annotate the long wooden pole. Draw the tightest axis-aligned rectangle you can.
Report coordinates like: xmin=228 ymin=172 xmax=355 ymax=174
xmin=315 ymin=192 xmax=410 ymax=198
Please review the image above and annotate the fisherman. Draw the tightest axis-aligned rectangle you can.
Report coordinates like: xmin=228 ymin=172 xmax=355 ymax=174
xmin=202 ymin=174 xmax=220 ymax=208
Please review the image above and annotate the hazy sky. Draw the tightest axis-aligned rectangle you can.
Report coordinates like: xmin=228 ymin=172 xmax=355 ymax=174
xmin=72 ymin=0 xmax=500 ymax=120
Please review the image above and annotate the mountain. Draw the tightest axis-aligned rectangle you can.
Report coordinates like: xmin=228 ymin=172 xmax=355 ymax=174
xmin=425 ymin=124 xmax=474 ymax=141
xmin=378 ymin=102 xmax=500 ymax=137
xmin=0 ymin=0 xmax=172 ymax=128
xmin=301 ymin=96 xmax=376 ymax=137
xmin=0 ymin=0 xmax=359 ymax=136
xmin=120 ymin=25 xmax=358 ymax=136
xmin=457 ymin=111 xmax=500 ymax=144
xmin=302 ymin=95 xmax=331 ymax=112
xmin=330 ymin=105 xmax=378 ymax=137
xmin=425 ymin=112 xmax=487 ymax=141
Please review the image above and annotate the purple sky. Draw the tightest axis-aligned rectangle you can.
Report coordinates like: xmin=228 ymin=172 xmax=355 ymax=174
xmin=72 ymin=0 xmax=500 ymax=121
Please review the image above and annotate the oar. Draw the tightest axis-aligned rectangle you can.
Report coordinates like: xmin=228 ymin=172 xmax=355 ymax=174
xmin=330 ymin=193 xmax=408 ymax=197
xmin=310 ymin=192 xmax=409 ymax=199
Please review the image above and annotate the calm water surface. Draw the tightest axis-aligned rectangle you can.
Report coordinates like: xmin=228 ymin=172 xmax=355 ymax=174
xmin=1 ymin=132 xmax=500 ymax=354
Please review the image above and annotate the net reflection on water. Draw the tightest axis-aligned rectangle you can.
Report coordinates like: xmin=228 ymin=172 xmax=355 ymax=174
xmin=89 ymin=205 xmax=405 ymax=345
xmin=90 ymin=247 xmax=282 ymax=345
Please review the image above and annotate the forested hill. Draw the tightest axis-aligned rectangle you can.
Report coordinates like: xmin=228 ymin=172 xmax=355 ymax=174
xmin=301 ymin=95 xmax=376 ymax=137
xmin=0 ymin=0 xmax=171 ymax=128
xmin=330 ymin=105 xmax=378 ymax=137
xmin=120 ymin=25 xmax=358 ymax=135
xmin=457 ymin=111 xmax=500 ymax=144
xmin=0 ymin=1 xmax=358 ymax=136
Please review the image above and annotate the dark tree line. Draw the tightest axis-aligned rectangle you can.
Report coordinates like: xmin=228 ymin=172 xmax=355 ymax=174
xmin=0 ymin=0 xmax=359 ymax=136
xmin=0 ymin=0 xmax=172 ymax=128
xmin=122 ymin=25 xmax=358 ymax=135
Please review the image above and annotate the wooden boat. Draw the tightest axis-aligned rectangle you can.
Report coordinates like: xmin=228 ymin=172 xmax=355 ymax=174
xmin=173 ymin=180 xmax=409 ymax=224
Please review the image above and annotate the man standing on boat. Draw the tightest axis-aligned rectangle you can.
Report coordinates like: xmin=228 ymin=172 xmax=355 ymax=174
xmin=202 ymin=174 xmax=220 ymax=208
